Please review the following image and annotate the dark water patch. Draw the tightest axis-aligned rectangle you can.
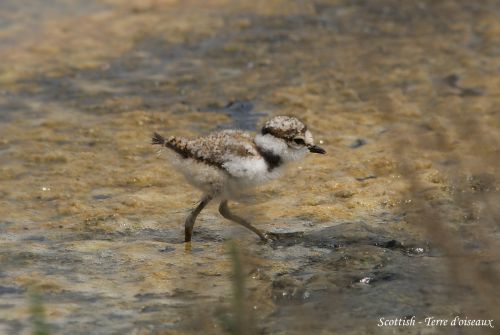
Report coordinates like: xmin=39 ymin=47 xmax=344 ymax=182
xmin=135 ymin=289 xmax=210 ymax=303
xmin=443 ymin=74 xmax=460 ymax=87
xmin=92 ymin=194 xmax=112 ymax=200
xmin=459 ymin=87 xmax=484 ymax=97
xmin=104 ymin=312 xmax=132 ymax=320
xmin=374 ymin=239 xmax=427 ymax=256
xmin=263 ymin=222 xmax=427 ymax=252
xmin=43 ymin=290 xmax=101 ymax=303
xmin=266 ymin=231 xmax=306 ymax=248
xmin=349 ymin=138 xmax=367 ymax=148
xmin=159 ymin=246 xmax=176 ymax=253
xmin=301 ymin=222 xmax=416 ymax=250
xmin=355 ymin=175 xmax=377 ymax=181
xmin=0 ymin=95 xmax=34 ymax=122
xmin=201 ymin=100 xmax=267 ymax=130
xmin=262 ymin=219 xmax=436 ymax=319
xmin=377 ymin=239 xmax=403 ymax=249
xmin=0 ymin=285 xmax=25 ymax=295
xmin=21 ymin=235 xmax=46 ymax=242
xmin=267 ymin=248 xmax=445 ymax=331
xmin=5 ymin=74 xmax=115 ymax=119
xmin=0 ymin=251 xmax=45 ymax=265
xmin=224 ymin=101 xmax=262 ymax=130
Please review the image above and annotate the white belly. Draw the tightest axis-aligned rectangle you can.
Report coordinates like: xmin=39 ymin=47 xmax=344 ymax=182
xmin=168 ymin=154 xmax=282 ymax=197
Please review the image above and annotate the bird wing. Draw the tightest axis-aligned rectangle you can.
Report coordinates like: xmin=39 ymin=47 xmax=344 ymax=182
xmin=165 ymin=130 xmax=259 ymax=172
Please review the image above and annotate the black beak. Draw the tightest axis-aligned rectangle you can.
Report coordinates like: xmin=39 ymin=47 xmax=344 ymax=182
xmin=308 ymin=144 xmax=326 ymax=154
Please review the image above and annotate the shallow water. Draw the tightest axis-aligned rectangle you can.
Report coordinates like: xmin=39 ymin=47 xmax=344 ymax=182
xmin=1 ymin=1 xmax=499 ymax=334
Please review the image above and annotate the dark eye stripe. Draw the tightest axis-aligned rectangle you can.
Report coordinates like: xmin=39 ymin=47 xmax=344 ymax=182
xmin=294 ymin=138 xmax=305 ymax=145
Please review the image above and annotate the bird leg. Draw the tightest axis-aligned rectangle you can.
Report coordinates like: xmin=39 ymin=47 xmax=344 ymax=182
xmin=185 ymin=194 xmax=213 ymax=242
xmin=218 ymin=200 xmax=267 ymax=241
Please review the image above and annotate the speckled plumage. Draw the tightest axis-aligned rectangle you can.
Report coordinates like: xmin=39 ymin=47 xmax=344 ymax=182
xmin=261 ymin=115 xmax=307 ymax=140
xmin=152 ymin=115 xmax=325 ymax=242
xmin=154 ymin=129 xmax=277 ymax=196
xmin=166 ymin=130 xmax=259 ymax=170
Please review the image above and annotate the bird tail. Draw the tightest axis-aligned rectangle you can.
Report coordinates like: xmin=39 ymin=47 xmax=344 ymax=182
xmin=152 ymin=132 xmax=166 ymax=145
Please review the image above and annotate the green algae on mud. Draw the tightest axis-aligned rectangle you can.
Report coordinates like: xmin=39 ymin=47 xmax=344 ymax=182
xmin=1 ymin=0 xmax=500 ymax=334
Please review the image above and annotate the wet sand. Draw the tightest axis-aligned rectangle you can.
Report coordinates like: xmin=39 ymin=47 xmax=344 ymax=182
xmin=0 ymin=1 xmax=499 ymax=334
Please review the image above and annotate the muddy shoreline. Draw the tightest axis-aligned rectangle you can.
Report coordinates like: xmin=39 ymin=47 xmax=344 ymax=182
xmin=1 ymin=1 xmax=499 ymax=334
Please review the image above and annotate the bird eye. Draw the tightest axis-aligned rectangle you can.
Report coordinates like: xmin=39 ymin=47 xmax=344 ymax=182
xmin=293 ymin=138 xmax=305 ymax=145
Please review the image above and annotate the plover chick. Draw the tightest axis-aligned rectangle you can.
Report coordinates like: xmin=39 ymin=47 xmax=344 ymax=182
xmin=152 ymin=115 xmax=325 ymax=242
